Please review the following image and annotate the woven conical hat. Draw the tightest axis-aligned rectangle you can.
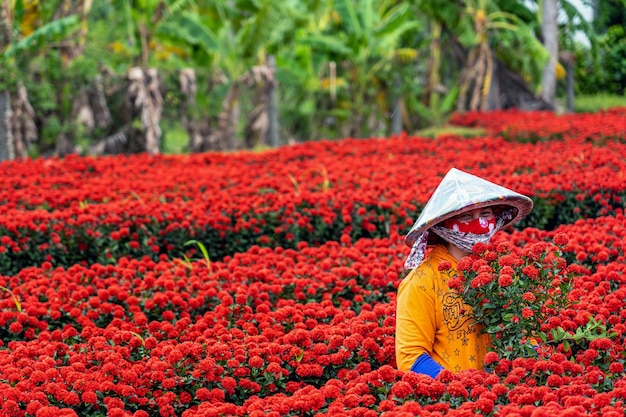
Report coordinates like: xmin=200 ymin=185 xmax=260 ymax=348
xmin=404 ymin=168 xmax=533 ymax=248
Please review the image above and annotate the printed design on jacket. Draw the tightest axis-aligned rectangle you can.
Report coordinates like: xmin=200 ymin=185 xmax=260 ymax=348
xmin=441 ymin=292 xmax=473 ymax=332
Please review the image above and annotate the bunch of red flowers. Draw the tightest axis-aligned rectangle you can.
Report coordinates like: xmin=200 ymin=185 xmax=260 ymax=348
xmin=447 ymin=235 xmax=576 ymax=360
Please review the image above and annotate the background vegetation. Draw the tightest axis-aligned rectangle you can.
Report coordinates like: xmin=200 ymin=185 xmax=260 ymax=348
xmin=0 ymin=0 xmax=625 ymax=158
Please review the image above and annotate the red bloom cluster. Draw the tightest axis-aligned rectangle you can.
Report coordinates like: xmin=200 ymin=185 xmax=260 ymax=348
xmin=450 ymin=107 xmax=626 ymax=143
xmin=1 ymin=110 xmax=626 ymax=272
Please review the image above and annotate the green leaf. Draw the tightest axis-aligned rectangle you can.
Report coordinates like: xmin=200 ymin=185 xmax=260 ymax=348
xmin=3 ymin=15 xmax=80 ymax=58
xmin=562 ymin=340 xmax=570 ymax=352
xmin=440 ymin=85 xmax=460 ymax=114
xmin=299 ymin=34 xmax=352 ymax=56
xmin=335 ymin=0 xmax=362 ymax=39
xmin=184 ymin=239 xmax=211 ymax=269
xmin=170 ymin=12 xmax=223 ymax=54
xmin=375 ymin=4 xmax=413 ymax=38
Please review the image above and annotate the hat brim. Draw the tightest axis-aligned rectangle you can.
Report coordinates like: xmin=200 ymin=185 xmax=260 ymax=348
xmin=404 ymin=168 xmax=533 ymax=248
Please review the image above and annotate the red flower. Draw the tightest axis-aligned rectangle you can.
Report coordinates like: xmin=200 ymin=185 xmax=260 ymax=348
xmin=609 ymin=362 xmax=624 ymax=374
xmin=521 ymin=265 xmax=539 ymax=279
xmin=546 ymin=374 xmax=563 ymax=387
xmin=195 ymin=388 xmax=211 ymax=401
xmin=8 ymin=321 xmax=22 ymax=334
xmin=470 ymin=273 xmax=492 ymax=288
xmin=554 ymin=232 xmax=569 ymax=246
xmin=447 ymin=276 xmax=463 ymax=290
xmin=484 ymin=351 xmax=499 ymax=365
xmin=221 ymin=376 xmax=236 ymax=395
xmin=498 ymin=274 xmax=513 ymax=287
xmin=492 ymin=383 xmax=508 ymax=396
xmin=447 ymin=380 xmax=469 ymax=398
xmin=589 ymin=337 xmax=613 ymax=350
xmin=472 ymin=242 xmax=487 ymax=254
xmin=377 ymin=365 xmax=398 ymax=383
xmin=456 ymin=257 xmax=473 ymax=271
xmin=249 ymin=355 xmax=264 ymax=369
xmin=390 ymin=381 xmax=413 ymax=399
xmin=475 ymin=397 xmax=495 ymax=414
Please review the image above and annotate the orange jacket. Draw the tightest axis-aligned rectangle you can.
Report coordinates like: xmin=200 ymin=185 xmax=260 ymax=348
xmin=395 ymin=245 xmax=490 ymax=372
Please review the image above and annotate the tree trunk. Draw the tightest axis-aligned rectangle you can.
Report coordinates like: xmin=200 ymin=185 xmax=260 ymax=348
xmin=72 ymin=87 xmax=95 ymax=133
xmin=180 ymin=68 xmax=201 ymax=151
xmin=0 ymin=0 xmax=12 ymax=47
xmin=390 ymin=74 xmax=402 ymax=135
xmin=12 ymin=83 xmax=37 ymax=158
xmin=560 ymin=51 xmax=576 ymax=113
xmin=218 ymin=83 xmax=241 ymax=150
xmin=126 ymin=67 xmax=162 ymax=155
xmin=142 ymin=68 xmax=162 ymax=155
xmin=179 ymin=69 xmax=219 ymax=153
xmin=541 ymin=0 xmax=559 ymax=107
xmin=242 ymin=63 xmax=276 ymax=149
xmin=91 ymin=74 xmax=112 ymax=129
xmin=53 ymin=0 xmax=93 ymax=63
xmin=267 ymin=55 xmax=280 ymax=148
xmin=0 ymin=90 xmax=14 ymax=162
xmin=428 ymin=21 xmax=442 ymax=121
xmin=565 ymin=62 xmax=574 ymax=112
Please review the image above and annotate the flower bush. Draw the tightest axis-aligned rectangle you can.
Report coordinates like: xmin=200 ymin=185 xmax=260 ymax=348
xmin=1 ymin=109 xmax=626 ymax=415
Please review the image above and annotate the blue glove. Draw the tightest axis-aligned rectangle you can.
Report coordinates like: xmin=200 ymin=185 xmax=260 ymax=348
xmin=410 ymin=353 xmax=444 ymax=379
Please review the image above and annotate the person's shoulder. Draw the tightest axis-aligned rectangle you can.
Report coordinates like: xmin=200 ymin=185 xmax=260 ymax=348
xmin=419 ymin=245 xmax=455 ymax=270
xmin=401 ymin=246 xmax=453 ymax=285
xmin=400 ymin=260 xmax=437 ymax=289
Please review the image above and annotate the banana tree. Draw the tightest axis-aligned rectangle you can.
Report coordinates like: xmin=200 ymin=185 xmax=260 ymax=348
xmin=157 ymin=0 xmax=305 ymax=150
xmin=299 ymin=0 xmax=420 ymax=138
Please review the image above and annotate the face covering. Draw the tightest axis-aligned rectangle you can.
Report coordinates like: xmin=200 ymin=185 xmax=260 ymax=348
xmin=432 ymin=216 xmax=503 ymax=254
xmin=443 ymin=217 xmax=496 ymax=235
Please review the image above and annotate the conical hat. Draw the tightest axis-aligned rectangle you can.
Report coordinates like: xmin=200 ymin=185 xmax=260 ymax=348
xmin=404 ymin=168 xmax=533 ymax=248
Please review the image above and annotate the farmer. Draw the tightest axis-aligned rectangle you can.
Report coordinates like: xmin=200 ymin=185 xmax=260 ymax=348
xmin=395 ymin=168 xmax=533 ymax=377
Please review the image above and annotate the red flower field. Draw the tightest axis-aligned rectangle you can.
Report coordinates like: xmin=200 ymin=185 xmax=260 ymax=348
xmin=1 ymin=108 xmax=626 ymax=416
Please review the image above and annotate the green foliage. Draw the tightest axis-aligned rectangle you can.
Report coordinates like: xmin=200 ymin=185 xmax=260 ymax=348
xmin=411 ymin=85 xmax=460 ymax=127
xmin=572 ymin=94 xmax=626 ymax=113
xmin=414 ymin=125 xmax=485 ymax=139
xmin=1 ymin=0 xmax=622 ymax=152
xmin=3 ymin=16 xmax=80 ymax=59
xmin=543 ymin=316 xmax=617 ymax=356
xmin=576 ymin=24 xmax=626 ymax=95
xmin=592 ymin=0 xmax=626 ymax=33
xmin=161 ymin=122 xmax=189 ymax=154
xmin=494 ymin=27 xmax=549 ymax=91
xmin=604 ymin=25 xmax=626 ymax=94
